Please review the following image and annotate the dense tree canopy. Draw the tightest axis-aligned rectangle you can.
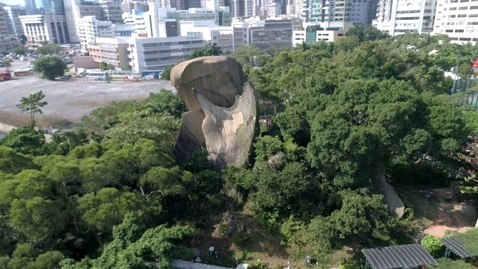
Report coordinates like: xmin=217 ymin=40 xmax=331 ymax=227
xmin=0 ymin=30 xmax=477 ymax=268
xmin=33 ymin=56 xmax=67 ymax=80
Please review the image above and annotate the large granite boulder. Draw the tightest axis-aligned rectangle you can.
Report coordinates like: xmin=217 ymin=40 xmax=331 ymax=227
xmin=171 ymin=56 xmax=257 ymax=170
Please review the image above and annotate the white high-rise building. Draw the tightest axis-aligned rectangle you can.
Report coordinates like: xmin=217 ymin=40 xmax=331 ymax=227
xmin=0 ymin=4 xmax=16 ymax=51
xmin=373 ymin=0 xmax=437 ymax=35
xmin=78 ymin=16 xmax=116 ymax=52
xmin=3 ymin=5 xmax=27 ymax=36
xmin=302 ymin=0 xmax=374 ymax=25
xmin=267 ymin=2 xmax=281 ymax=17
xmin=231 ymin=0 xmax=255 ymax=18
xmin=433 ymin=0 xmax=478 ymax=44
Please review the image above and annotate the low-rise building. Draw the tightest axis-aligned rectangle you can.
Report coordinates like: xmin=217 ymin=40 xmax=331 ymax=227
xmin=127 ymin=35 xmax=207 ymax=72
xmin=292 ymin=22 xmax=350 ymax=46
xmin=88 ymin=37 xmax=130 ymax=70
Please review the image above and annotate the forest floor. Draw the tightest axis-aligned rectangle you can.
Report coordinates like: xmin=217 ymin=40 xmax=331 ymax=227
xmin=193 ymin=186 xmax=477 ymax=268
xmin=395 ymin=186 xmax=476 ymax=237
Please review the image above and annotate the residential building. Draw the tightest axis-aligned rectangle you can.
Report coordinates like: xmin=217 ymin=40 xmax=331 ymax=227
xmin=433 ymin=0 xmax=478 ymax=45
xmin=20 ymin=14 xmax=70 ymax=47
xmin=127 ymin=35 xmax=208 ymax=72
xmin=88 ymin=37 xmax=130 ymax=70
xmin=3 ymin=5 xmax=27 ymax=36
xmin=375 ymin=0 xmax=393 ymax=24
xmin=372 ymin=0 xmax=437 ymax=35
xmin=78 ymin=16 xmax=116 ymax=52
xmin=292 ymin=21 xmax=350 ymax=46
xmin=0 ymin=5 xmax=9 ymax=37
xmin=63 ymin=0 xmax=102 ymax=43
xmin=0 ymin=5 xmax=15 ymax=51
xmin=267 ymin=2 xmax=282 ymax=17
xmin=121 ymin=0 xmax=149 ymax=14
xmin=99 ymin=0 xmax=123 ymax=23
xmin=302 ymin=0 xmax=377 ymax=25
xmin=231 ymin=0 xmax=255 ymax=18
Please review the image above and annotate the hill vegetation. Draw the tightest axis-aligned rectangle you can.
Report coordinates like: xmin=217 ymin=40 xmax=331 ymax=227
xmin=0 ymin=28 xmax=478 ymax=269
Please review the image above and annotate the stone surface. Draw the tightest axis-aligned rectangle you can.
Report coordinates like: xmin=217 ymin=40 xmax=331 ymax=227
xmin=170 ymin=56 xmax=245 ymax=111
xmin=375 ymin=174 xmax=405 ymax=218
xmin=171 ymin=56 xmax=257 ymax=169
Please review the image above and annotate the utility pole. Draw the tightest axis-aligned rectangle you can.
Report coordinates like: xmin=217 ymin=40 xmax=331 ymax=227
xmin=452 ymin=54 xmax=461 ymax=93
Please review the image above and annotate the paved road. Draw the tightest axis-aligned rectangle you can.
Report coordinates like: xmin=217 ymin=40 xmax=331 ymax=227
xmin=0 ymin=61 xmax=176 ymax=123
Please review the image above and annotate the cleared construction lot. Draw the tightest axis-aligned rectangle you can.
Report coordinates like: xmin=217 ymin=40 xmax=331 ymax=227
xmin=0 ymin=61 xmax=175 ymax=126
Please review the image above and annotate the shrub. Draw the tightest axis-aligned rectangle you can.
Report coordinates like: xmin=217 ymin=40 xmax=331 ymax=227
xmin=421 ymin=235 xmax=445 ymax=258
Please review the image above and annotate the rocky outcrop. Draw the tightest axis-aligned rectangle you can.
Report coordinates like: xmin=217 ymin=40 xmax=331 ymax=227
xmin=171 ymin=56 xmax=257 ymax=170
xmin=170 ymin=56 xmax=245 ymax=111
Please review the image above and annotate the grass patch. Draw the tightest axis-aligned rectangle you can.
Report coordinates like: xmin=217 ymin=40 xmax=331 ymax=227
xmin=0 ymin=110 xmax=30 ymax=127
xmin=430 ymin=257 xmax=475 ymax=269
xmin=454 ymin=228 xmax=478 ymax=256
xmin=36 ymin=115 xmax=74 ymax=129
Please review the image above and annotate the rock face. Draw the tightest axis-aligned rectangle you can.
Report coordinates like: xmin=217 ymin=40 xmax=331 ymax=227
xmin=171 ymin=56 xmax=257 ymax=170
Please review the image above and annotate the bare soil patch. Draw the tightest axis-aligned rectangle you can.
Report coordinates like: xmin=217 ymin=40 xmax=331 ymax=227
xmin=396 ymin=186 xmax=476 ymax=237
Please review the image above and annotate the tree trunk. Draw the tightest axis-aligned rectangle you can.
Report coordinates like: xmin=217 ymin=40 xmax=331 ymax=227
xmin=374 ymin=172 xmax=405 ymax=218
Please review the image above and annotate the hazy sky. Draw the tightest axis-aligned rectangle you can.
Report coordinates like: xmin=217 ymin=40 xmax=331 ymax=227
xmin=0 ymin=0 xmax=24 ymax=6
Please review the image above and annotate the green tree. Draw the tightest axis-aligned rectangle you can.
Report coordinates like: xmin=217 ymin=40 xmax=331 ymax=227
xmin=230 ymin=45 xmax=269 ymax=79
xmin=10 ymin=197 xmax=66 ymax=243
xmin=0 ymin=123 xmax=46 ymax=156
xmin=188 ymin=43 xmax=222 ymax=59
xmin=161 ymin=64 xmax=175 ymax=80
xmin=36 ymin=44 xmax=61 ymax=55
xmin=143 ymin=90 xmax=187 ymax=118
xmin=33 ymin=55 xmax=67 ymax=80
xmin=0 ymin=146 xmax=37 ymax=174
xmin=16 ymin=91 xmax=48 ymax=121
xmin=306 ymin=79 xmax=466 ymax=188
xmin=47 ymin=130 xmax=89 ymax=155
xmin=12 ymin=45 xmax=26 ymax=55
xmin=345 ymin=25 xmax=390 ymax=43
xmin=77 ymin=187 xmax=145 ymax=233
xmin=2 ymin=59 xmax=12 ymax=70
xmin=79 ymin=100 xmax=137 ymax=141
xmin=421 ymin=235 xmax=445 ymax=258
xmin=99 ymin=62 xmax=115 ymax=70
xmin=19 ymin=35 xmax=27 ymax=46
xmin=61 ymin=213 xmax=196 ymax=269
xmin=104 ymin=108 xmax=180 ymax=149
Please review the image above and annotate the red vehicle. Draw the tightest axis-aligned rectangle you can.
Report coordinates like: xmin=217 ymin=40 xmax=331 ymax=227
xmin=0 ymin=71 xmax=12 ymax=81
xmin=473 ymin=59 xmax=478 ymax=76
